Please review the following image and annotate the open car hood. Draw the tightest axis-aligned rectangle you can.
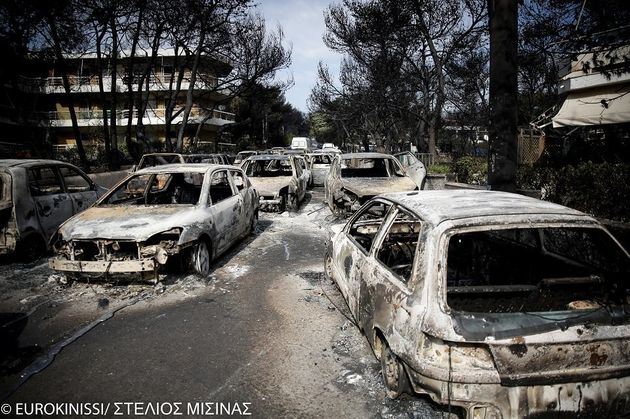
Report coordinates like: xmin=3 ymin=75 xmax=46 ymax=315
xmin=341 ymin=177 xmax=417 ymax=197
xmin=58 ymin=206 xmax=197 ymax=241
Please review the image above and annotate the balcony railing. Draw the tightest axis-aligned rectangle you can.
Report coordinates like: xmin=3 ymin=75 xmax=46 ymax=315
xmin=17 ymin=73 xmax=224 ymax=93
xmin=45 ymin=107 xmax=235 ymax=126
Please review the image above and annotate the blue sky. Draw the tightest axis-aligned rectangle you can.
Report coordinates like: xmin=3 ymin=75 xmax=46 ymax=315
xmin=256 ymin=0 xmax=342 ymax=113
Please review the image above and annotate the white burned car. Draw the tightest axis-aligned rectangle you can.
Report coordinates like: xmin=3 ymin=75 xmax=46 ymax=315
xmin=242 ymin=155 xmax=308 ymax=212
xmin=325 ymin=190 xmax=630 ymax=418
xmin=325 ymin=153 xmax=418 ymax=215
xmin=49 ymin=164 xmax=258 ymax=278
xmin=0 ymin=159 xmax=105 ymax=260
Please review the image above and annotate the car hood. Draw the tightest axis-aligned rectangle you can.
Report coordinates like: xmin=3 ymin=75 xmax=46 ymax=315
xmin=341 ymin=177 xmax=417 ymax=197
xmin=58 ymin=205 xmax=197 ymax=241
xmin=249 ymin=177 xmax=293 ymax=196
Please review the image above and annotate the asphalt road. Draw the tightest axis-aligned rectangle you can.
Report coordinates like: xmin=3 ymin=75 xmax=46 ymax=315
xmin=2 ymin=190 xmax=449 ymax=418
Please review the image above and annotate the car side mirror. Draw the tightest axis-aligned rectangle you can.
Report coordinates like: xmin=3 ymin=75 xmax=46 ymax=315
xmin=131 ymin=165 xmax=137 ymax=172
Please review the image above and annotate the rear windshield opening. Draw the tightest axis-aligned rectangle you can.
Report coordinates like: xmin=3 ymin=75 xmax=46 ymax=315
xmin=341 ymin=158 xmax=403 ymax=178
xmin=446 ymin=227 xmax=630 ymax=314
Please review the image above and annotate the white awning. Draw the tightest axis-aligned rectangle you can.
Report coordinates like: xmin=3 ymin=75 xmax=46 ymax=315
xmin=552 ymin=83 xmax=630 ymax=128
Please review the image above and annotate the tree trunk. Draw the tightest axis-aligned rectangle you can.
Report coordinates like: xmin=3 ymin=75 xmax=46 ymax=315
xmin=109 ymin=14 xmax=120 ymax=170
xmin=487 ymin=0 xmax=518 ymax=191
xmin=176 ymin=26 xmax=207 ymax=151
xmin=125 ymin=7 xmax=144 ymax=161
xmin=94 ymin=25 xmax=110 ymax=160
xmin=48 ymin=17 xmax=89 ymax=171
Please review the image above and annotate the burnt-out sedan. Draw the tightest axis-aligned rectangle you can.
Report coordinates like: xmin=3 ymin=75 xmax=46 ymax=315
xmin=325 ymin=190 xmax=630 ymax=418
xmin=241 ymin=155 xmax=308 ymax=212
xmin=0 ymin=159 xmax=106 ymax=260
xmin=324 ymin=153 xmax=417 ymax=215
xmin=49 ymin=164 xmax=258 ymax=278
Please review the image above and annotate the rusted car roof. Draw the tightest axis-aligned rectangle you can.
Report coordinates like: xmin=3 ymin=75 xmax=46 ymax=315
xmin=248 ymin=154 xmax=290 ymax=161
xmin=340 ymin=152 xmax=392 ymax=159
xmin=0 ymin=159 xmax=69 ymax=168
xmin=134 ymin=163 xmax=233 ymax=174
xmin=381 ymin=189 xmax=591 ymax=226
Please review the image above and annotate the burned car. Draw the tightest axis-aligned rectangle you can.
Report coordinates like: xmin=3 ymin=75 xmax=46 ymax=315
xmin=135 ymin=153 xmax=231 ymax=171
xmin=324 ymin=153 xmax=417 ymax=214
xmin=241 ymin=155 xmax=308 ymax=212
xmin=325 ymin=190 xmax=630 ymax=418
xmin=307 ymin=153 xmax=334 ymax=186
xmin=0 ymin=159 xmax=105 ymax=260
xmin=49 ymin=164 xmax=258 ymax=278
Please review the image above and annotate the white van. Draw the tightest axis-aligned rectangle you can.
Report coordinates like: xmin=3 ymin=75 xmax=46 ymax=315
xmin=290 ymin=137 xmax=311 ymax=151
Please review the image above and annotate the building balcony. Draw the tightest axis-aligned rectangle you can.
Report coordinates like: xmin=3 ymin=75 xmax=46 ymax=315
xmin=17 ymin=73 xmax=230 ymax=96
xmin=45 ymin=107 xmax=235 ymax=128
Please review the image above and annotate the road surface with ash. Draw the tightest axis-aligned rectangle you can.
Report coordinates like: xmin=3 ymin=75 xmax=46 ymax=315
xmin=0 ymin=189 xmax=451 ymax=418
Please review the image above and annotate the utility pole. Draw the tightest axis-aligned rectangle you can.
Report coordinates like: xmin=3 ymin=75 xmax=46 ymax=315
xmin=487 ymin=0 xmax=518 ymax=192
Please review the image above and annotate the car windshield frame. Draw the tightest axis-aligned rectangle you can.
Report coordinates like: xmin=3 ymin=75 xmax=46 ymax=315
xmin=97 ymin=171 xmax=206 ymax=207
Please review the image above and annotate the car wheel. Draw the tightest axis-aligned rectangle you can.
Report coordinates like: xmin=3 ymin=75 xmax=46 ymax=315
xmin=287 ymin=193 xmax=298 ymax=211
xmin=380 ymin=338 xmax=410 ymax=399
xmin=16 ymin=234 xmax=46 ymax=262
xmin=324 ymin=248 xmax=334 ymax=280
xmin=249 ymin=211 xmax=258 ymax=234
xmin=190 ymin=241 xmax=211 ymax=276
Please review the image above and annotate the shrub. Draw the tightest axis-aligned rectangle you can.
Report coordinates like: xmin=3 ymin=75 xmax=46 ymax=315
xmin=518 ymin=162 xmax=630 ymax=222
xmin=452 ymin=156 xmax=488 ymax=185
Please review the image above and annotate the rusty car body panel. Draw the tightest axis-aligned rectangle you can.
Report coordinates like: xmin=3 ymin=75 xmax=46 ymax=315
xmin=49 ymin=164 xmax=258 ymax=277
xmin=242 ymin=155 xmax=308 ymax=212
xmin=324 ymin=153 xmax=418 ymax=215
xmin=326 ymin=190 xmax=630 ymax=418
xmin=0 ymin=159 xmax=105 ymax=258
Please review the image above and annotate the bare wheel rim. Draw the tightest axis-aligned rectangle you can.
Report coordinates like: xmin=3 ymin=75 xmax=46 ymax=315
xmin=381 ymin=341 xmax=404 ymax=397
xmin=324 ymin=251 xmax=333 ymax=279
xmin=194 ymin=241 xmax=210 ymax=275
xmin=383 ymin=349 xmax=399 ymax=388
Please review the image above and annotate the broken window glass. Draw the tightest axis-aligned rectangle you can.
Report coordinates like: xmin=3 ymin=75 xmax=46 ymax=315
xmin=28 ymin=167 xmax=63 ymax=196
xmin=348 ymin=201 xmax=392 ymax=253
xmin=59 ymin=166 xmax=92 ymax=193
xmin=446 ymin=227 xmax=630 ymax=314
xmin=209 ymin=170 xmax=234 ymax=205
xmin=376 ymin=210 xmax=421 ymax=282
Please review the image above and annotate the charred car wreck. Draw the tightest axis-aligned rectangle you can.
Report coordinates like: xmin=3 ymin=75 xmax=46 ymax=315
xmin=0 ymin=159 xmax=105 ymax=260
xmin=325 ymin=190 xmax=630 ymax=418
xmin=324 ymin=153 xmax=418 ymax=215
xmin=49 ymin=164 xmax=258 ymax=279
xmin=241 ymin=155 xmax=308 ymax=212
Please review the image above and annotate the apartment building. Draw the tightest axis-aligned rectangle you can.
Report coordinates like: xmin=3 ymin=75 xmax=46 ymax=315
xmin=6 ymin=48 xmax=235 ymax=153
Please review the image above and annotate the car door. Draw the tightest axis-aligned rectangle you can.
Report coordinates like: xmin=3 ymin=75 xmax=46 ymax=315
xmin=358 ymin=207 xmax=422 ymax=334
xmin=58 ymin=165 xmax=99 ymax=215
xmin=228 ymin=169 xmax=252 ymax=237
xmin=207 ymin=169 xmax=240 ymax=254
xmin=396 ymin=152 xmax=426 ymax=188
xmin=291 ymin=159 xmax=306 ymax=201
xmin=27 ymin=165 xmax=74 ymax=239
xmin=332 ymin=200 xmax=393 ymax=320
